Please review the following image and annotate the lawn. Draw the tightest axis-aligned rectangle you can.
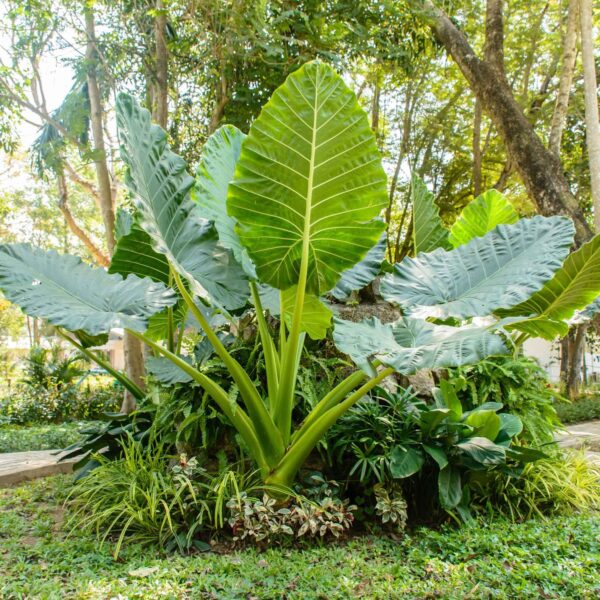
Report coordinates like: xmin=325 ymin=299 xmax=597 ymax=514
xmin=1 ymin=475 xmax=598 ymax=599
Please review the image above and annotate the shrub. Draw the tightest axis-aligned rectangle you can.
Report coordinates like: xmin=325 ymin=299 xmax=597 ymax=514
xmin=449 ymin=355 xmax=562 ymax=444
xmin=0 ymin=422 xmax=89 ymax=453
xmin=471 ymin=450 xmax=600 ymax=520
xmin=555 ymin=395 xmax=600 ymax=424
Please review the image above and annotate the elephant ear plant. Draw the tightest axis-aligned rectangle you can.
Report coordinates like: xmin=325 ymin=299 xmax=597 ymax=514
xmin=1 ymin=62 xmax=600 ymax=490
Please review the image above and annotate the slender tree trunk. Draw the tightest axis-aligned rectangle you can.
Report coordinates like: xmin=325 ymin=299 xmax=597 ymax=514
xmin=153 ymin=0 xmax=168 ymax=128
xmin=567 ymin=323 xmax=588 ymax=398
xmin=418 ymin=0 xmax=593 ymax=245
xmin=473 ymin=99 xmax=483 ymax=196
xmin=579 ymin=0 xmax=600 ymax=232
xmin=57 ymin=172 xmax=109 ymax=267
xmin=84 ymin=8 xmax=116 ymax=254
xmin=549 ymin=0 xmax=579 ymax=156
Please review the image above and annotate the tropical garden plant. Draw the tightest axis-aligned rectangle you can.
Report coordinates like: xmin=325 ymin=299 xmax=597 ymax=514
xmin=1 ymin=61 xmax=600 ymax=491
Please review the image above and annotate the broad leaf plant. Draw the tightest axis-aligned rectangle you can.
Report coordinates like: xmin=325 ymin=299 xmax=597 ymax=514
xmin=1 ymin=62 xmax=600 ymax=489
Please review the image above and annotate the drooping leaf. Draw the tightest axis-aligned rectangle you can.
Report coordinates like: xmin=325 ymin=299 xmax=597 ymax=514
xmin=116 ymin=94 xmax=249 ymax=310
xmin=449 ymin=189 xmax=519 ymax=247
xmin=464 ymin=409 xmax=501 ymax=440
xmin=109 ymin=222 xmax=170 ymax=284
xmin=192 ymin=125 xmax=256 ymax=278
xmin=423 ymin=444 xmax=449 ymax=469
xmin=496 ymin=234 xmax=600 ymax=339
xmin=390 ymin=446 xmax=425 ymax=478
xmin=332 ymin=316 xmax=507 ymax=375
xmin=456 ymin=437 xmax=506 ymax=466
xmin=439 ymin=379 xmax=462 ymax=420
xmin=412 ymin=174 xmax=450 ymax=253
xmin=228 ymin=61 xmax=387 ymax=295
xmin=438 ymin=466 xmax=462 ymax=509
xmin=498 ymin=413 xmax=523 ymax=438
xmin=381 ymin=216 xmax=575 ymax=319
xmin=146 ymin=355 xmax=193 ymax=385
xmin=330 ymin=232 xmax=386 ymax=301
xmin=0 ymin=243 xmax=175 ymax=335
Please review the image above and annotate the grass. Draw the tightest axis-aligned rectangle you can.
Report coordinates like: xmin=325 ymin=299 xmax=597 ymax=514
xmin=555 ymin=395 xmax=600 ymax=424
xmin=0 ymin=476 xmax=598 ymax=599
xmin=0 ymin=422 xmax=90 ymax=453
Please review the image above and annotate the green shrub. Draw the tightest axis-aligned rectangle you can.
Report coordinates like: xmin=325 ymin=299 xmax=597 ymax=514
xmin=555 ymin=395 xmax=600 ymax=424
xmin=471 ymin=450 xmax=600 ymax=520
xmin=0 ymin=422 xmax=90 ymax=452
xmin=0 ymin=383 xmax=121 ymax=425
xmin=449 ymin=355 xmax=562 ymax=444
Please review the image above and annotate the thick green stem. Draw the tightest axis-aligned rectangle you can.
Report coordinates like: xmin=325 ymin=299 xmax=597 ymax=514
xmin=56 ymin=329 xmax=144 ymax=400
xmin=250 ymin=281 xmax=279 ymax=411
xmin=127 ymin=329 xmax=270 ymax=476
xmin=266 ymin=367 xmax=395 ymax=488
xmin=172 ymin=271 xmax=284 ymax=464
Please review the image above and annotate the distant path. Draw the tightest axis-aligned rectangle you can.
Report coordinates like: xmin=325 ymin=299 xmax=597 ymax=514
xmin=0 ymin=450 xmax=75 ymax=487
xmin=556 ymin=419 xmax=600 ymax=465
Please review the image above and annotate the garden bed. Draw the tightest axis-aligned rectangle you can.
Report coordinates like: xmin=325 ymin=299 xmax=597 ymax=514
xmin=1 ymin=475 xmax=598 ymax=599
xmin=0 ymin=422 xmax=91 ymax=453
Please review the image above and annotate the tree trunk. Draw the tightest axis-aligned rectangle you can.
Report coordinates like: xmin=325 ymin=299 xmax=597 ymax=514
xmin=84 ymin=8 xmax=116 ymax=254
xmin=549 ymin=0 xmax=579 ymax=156
xmin=418 ymin=0 xmax=593 ymax=245
xmin=57 ymin=172 xmax=109 ymax=267
xmin=579 ymin=0 xmax=600 ymax=232
xmin=153 ymin=0 xmax=169 ymax=128
xmin=567 ymin=323 xmax=588 ymax=398
xmin=472 ymin=99 xmax=483 ymax=196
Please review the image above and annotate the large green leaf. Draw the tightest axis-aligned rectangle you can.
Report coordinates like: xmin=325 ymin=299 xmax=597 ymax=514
xmin=228 ymin=61 xmax=387 ymax=294
xmin=330 ymin=233 xmax=386 ymax=301
xmin=412 ymin=174 xmax=449 ymax=254
xmin=109 ymin=221 xmax=170 ymax=284
xmin=381 ymin=216 xmax=575 ymax=319
xmin=390 ymin=446 xmax=425 ymax=478
xmin=496 ymin=234 xmax=600 ymax=339
xmin=0 ymin=243 xmax=174 ymax=335
xmin=192 ymin=125 xmax=256 ymax=278
xmin=448 ymin=189 xmax=519 ymax=247
xmin=332 ymin=316 xmax=507 ymax=375
xmin=464 ymin=409 xmax=501 ymax=440
xmin=456 ymin=437 xmax=506 ymax=466
xmin=438 ymin=466 xmax=462 ymax=509
xmin=116 ymin=94 xmax=249 ymax=310
xmin=146 ymin=355 xmax=193 ymax=385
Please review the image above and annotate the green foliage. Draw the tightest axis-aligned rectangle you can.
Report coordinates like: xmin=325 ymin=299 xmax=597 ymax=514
xmin=373 ymin=483 xmax=408 ymax=531
xmin=555 ymin=395 xmax=600 ymax=424
xmin=449 ymin=355 xmax=562 ymax=444
xmin=411 ymin=174 xmax=449 ymax=253
xmin=471 ymin=451 xmax=600 ymax=521
xmin=2 ymin=476 xmax=600 ymax=598
xmin=68 ymin=438 xmax=213 ymax=557
xmin=448 ymin=189 xmax=519 ymax=247
xmin=0 ymin=422 xmax=89 ymax=453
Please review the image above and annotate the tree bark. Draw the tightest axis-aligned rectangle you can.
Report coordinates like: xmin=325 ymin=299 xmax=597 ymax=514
xmin=567 ymin=323 xmax=588 ymax=398
xmin=418 ymin=0 xmax=593 ymax=245
xmin=153 ymin=0 xmax=169 ymax=128
xmin=579 ymin=0 xmax=600 ymax=232
xmin=472 ymin=99 xmax=483 ymax=196
xmin=57 ymin=172 xmax=109 ymax=267
xmin=549 ymin=0 xmax=579 ymax=156
xmin=84 ymin=8 xmax=116 ymax=254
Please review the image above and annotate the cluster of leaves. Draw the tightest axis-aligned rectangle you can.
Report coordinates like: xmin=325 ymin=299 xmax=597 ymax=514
xmin=448 ymin=355 xmax=562 ymax=444
xmin=227 ymin=492 xmax=355 ymax=545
